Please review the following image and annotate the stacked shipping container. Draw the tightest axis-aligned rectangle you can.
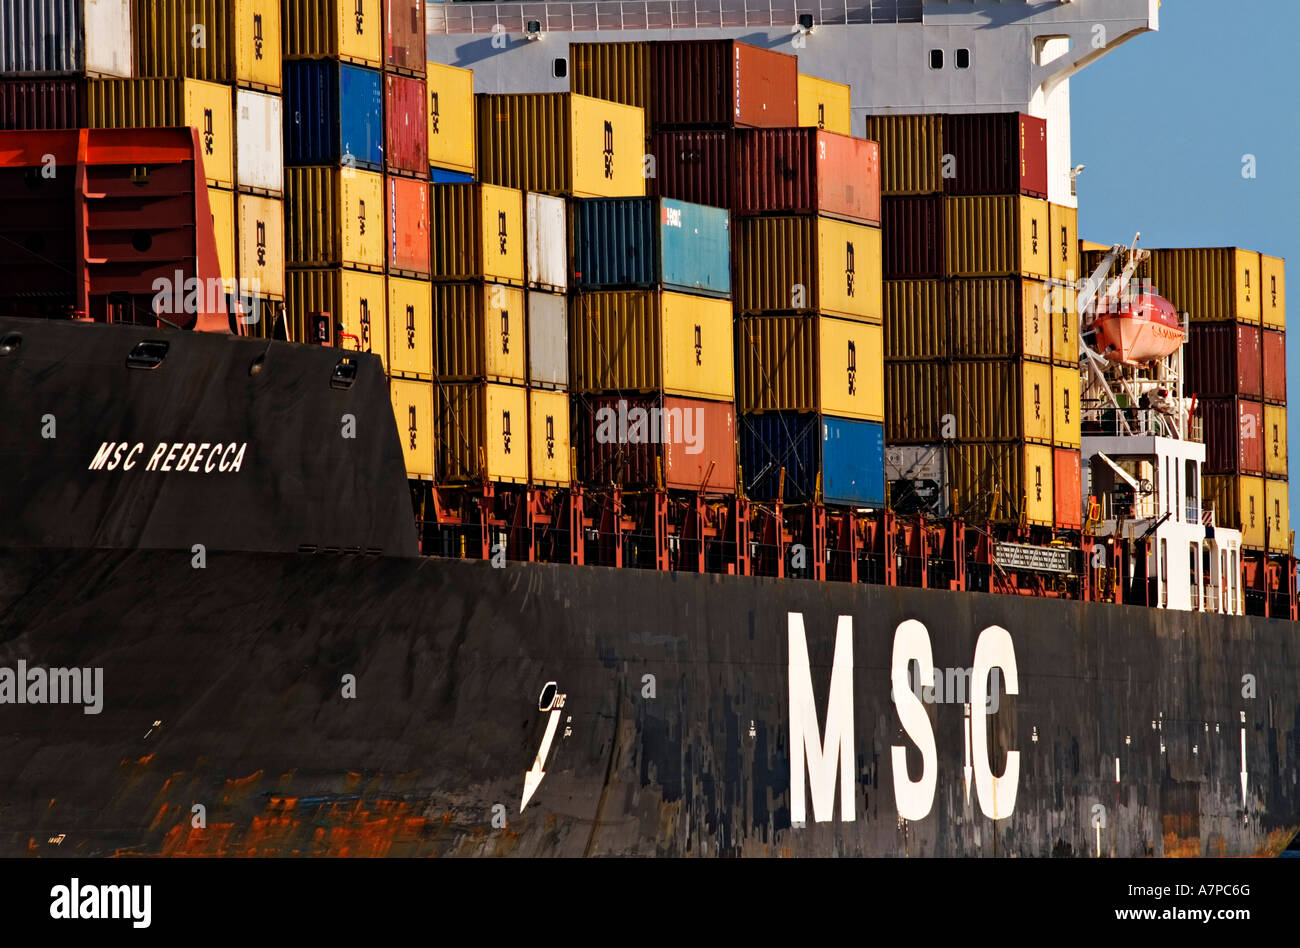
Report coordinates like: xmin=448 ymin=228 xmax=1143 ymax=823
xmin=871 ymin=112 xmax=1081 ymax=529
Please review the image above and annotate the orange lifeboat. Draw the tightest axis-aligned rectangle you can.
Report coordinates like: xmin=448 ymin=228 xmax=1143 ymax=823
xmin=1088 ymin=292 xmax=1186 ymax=366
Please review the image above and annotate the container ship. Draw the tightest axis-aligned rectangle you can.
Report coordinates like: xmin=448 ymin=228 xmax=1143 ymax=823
xmin=0 ymin=0 xmax=1297 ymax=858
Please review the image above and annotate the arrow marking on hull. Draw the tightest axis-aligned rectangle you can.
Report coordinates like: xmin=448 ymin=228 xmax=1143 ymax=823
xmin=521 ymin=707 xmax=562 ymax=812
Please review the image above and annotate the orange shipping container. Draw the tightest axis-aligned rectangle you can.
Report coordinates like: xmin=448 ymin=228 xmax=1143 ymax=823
xmin=386 ymin=176 xmax=430 ymax=277
xmin=1054 ymin=448 xmax=1082 ymax=530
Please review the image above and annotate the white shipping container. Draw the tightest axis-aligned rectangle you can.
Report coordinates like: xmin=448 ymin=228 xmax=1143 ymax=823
xmin=885 ymin=444 xmax=948 ymax=516
xmin=235 ymin=89 xmax=284 ymax=196
xmin=526 ymin=192 xmax=567 ymax=292
xmin=527 ymin=290 xmax=568 ymax=389
xmin=0 ymin=0 xmax=131 ymax=77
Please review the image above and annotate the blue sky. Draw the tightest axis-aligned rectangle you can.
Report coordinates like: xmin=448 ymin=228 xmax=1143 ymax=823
xmin=1071 ymin=0 xmax=1300 ymax=542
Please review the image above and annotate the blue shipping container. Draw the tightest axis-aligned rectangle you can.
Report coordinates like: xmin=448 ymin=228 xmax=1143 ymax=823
xmin=571 ymin=197 xmax=729 ymax=296
xmin=740 ymin=412 xmax=884 ymax=506
xmin=283 ymin=61 xmax=383 ymax=170
xmin=822 ymin=417 xmax=884 ymax=507
xmin=430 ymin=167 xmax=474 ymax=183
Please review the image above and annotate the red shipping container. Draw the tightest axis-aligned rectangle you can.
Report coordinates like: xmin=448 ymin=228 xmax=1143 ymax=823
xmin=578 ymin=394 xmax=736 ymax=493
xmin=386 ymin=176 xmax=429 ymax=276
xmin=942 ymin=113 xmax=1048 ymax=199
xmin=882 ymin=195 xmax=944 ymax=278
xmin=733 ymin=128 xmax=880 ymax=225
xmin=1200 ymin=397 xmax=1263 ymax=474
xmin=650 ymin=129 xmax=732 ymax=207
xmin=1053 ymin=448 xmax=1082 ymax=530
xmin=652 ymin=41 xmax=798 ymax=130
xmin=384 ymin=74 xmax=427 ymax=177
xmin=1186 ymin=322 xmax=1261 ymax=399
xmin=384 ymin=0 xmax=426 ymax=76
xmin=1262 ymin=328 xmax=1287 ymax=404
xmin=0 ymin=78 xmax=85 ymax=130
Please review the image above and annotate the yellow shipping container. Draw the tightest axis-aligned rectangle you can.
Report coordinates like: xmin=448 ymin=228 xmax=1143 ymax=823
xmin=1261 ymin=254 xmax=1286 ymax=331
xmin=1050 ymin=285 xmax=1077 ymax=366
xmin=88 ymin=77 xmax=234 ymax=189
xmin=476 ymin=93 xmax=647 ymax=198
xmin=884 ymin=279 xmax=945 ymax=360
xmin=282 ymin=0 xmax=382 ymax=66
xmin=569 ymin=41 xmax=651 ymax=120
xmin=1265 ymin=404 xmax=1288 ymax=478
xmin=130 ymin=0 xmax=280 ymax=90
xmin=734 ymin=216 xmax=882 ymax=322
xmin=427 ymin=62 xmax=476 ymax=176
xmin=1266 ymin=478 xmax=1291 ymax=554
xmin=1052 ymin=365 xmax=1080 ymax=448
xmin=529 ymin=389 xmax=572 ymax=487
xmin=234 ymin=0 xmax=282 ymax=90
xmin=432 ymin=283 xmax=527 ymax=383
xmin=884 ymin=362 xmax=945 ymax=443
xmin=948 ymin=360 xmax=1052 ymax=443
xmin=1204 ymin=474 xmax=1265 ymax=551
xmin=390 ymin=378 xmax=435 ymax=478
xmin=207 ymin=187 xmax=236 ymax=294
xmin=429 ymin=183 xmax=524 ymax=285
xmin=386 ymin=277 xmax=433 ymax=379
xmin=736 ymin=316 xmax=882 ymax=421
xmin=286 ymin=268 xmax=387 ymax=367
xmin=569 ymin=291 xmax=733 ymax=399
xmin=947 ymin=278 xmax=1051 ymax=362
xmin=945 ymin=195 xmax=1051 ymax=279
xmin=285 ymin=166 xmax=385 ymax=271
xmin=1149 ymin=248 xmax=1262 ymax=324
xmin=1048 ymin=203 xmax=1079 ymax=283
xmin=437 ymin=382 xmax=530 ymax=485
xmin=863 ymin=114 xmax=943 ymax=195
xmin=797 ymin=74 xmax=852 ymax=135
xmin=948 ymin=442 xmax=1054 ymax=527
xmin=235 ymin=194 xmax=284 ymax=299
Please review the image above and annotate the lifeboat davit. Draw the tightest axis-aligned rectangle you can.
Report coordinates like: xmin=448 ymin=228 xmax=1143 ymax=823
xmin=1089 ymin=292 xmax=1186 ymax=365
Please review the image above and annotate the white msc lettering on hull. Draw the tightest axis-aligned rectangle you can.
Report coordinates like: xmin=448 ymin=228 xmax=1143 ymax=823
xmin=87 ymin=442 xmax=247 ymax=473
xmin=787 ymin=613 xmax=1020 ymax=827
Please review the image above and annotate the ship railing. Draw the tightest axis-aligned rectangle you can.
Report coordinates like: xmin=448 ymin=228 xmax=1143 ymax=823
xmin=1081 ymin=407 xmax=1182 ymax=439
xmin=428 ymin=0 xmax=922 ymax=34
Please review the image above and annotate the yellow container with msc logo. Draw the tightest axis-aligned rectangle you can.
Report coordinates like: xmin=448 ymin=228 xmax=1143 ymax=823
xmin=390 ymin=377 xmax=434 ymax=478
xmin=437 ymin=382 xmax=530 ymax=485
xmin=430 ymin=183 xmax=524 ymax=285
xmin=948 ymin=441 xmax=1054 ymax=527
xmin=1053 ymin=364 xmax=1080 ymax=448
xmin=285 ymin=166 xmax=385 ymax=271
xmin=797 ymin=74 xmax=852 ymax=135
xmin=735 ymin=315 xmax=881 ymax=421
xmin=529 ymin=389 xmax=572 ymax=487
xmin=1266 ymin=478 xmax=1291 ymax=554
xmin=1047 ymin=203 xmax=1078 ymax=283
xmin=386 ymin=276 xmax=433 ymax=379
xmin=426 ymin=61 xmax=475 ymax=176
xmin=432 ymin=283 xmax=528 ymax=383
xmin=236 ymin=194 xmax=284 ymax=299
xmin=944 ymin=195 xmax=1050 ymax=280
xmin=947 ymin=359 xmax=1052 ymax=443
xmin=283 ymin=0 xmax=382 ymax=66
xmin=207 ymin=187 xmax=236 ymax=295
xmin=286 ymin=268 xmax=388 ymax=366
xmin=1265 ymin=404 xmax=1288 ymax=478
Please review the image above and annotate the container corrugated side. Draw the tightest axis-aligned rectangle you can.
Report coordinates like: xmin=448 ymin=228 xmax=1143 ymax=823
xmin=235 ymin=194 xmax=285 ymax=299
xmin=529 ymin=389 xmax=571 ymax=486
xmin=569 ymin=290 xmax=733 ymax=399
xmin=384 ymin=73 xmax=428 ymax=178
xmin=526 ymin=193 xmax=567 ymax=292
xmin=437 ymin=382 xmax=530 ymax=485
xmin=797 ymin=74 xmax=851 ymax=135
xmin=527 ymin=290 xmax=568 ymax=389
xmin=235 ymin=89 xmax=283 ymax=195
xmin=1264 ymin=404 xmax=1288 ymax=479
xmin=863 ymin=115 xmax=943 ymax=195
xmin=1048 ymin=203 xmax=1078 ymax=282
xmin=1052 ymin=365 xmax=1080 ymax=448
xmin=570 ymin=41 xmax=651 ymax=123
xmin=207 ymin=186 xmax=235 ymax=293
xmin=386 ymin=175 xmax=430 ymax=276
xmin=1200 ymin=397 xmax=1264 ymax=474
xmin=88 ymin=78 xmax=234 ymax=188
xmin=286 ymin=267 xmax=387 ymax=367
xmin=884 ymin=362 xmax=944 ymax=443
xmin=432 ymin=283 xmax=527 ymax=383
xmin=283 ymin=0 xmax=382 ymax=67
xmin=429 ymin=182 xmax=524 ymax=284
xmin=1 ymin=0 xmax=132 ymax=78
xmin=1186 ymin=322 xmax=1261 ymax=399
xmin=948 ymin=359 xmax=1052 ymax=443
xmin=476 ymin=93 xmax=646 ymax=198
xmin=1050 ymin=286 xmax=1077 ymax=366
xmin=942 ymin=113 xmax=1047 ymax=199
xmin=1265 ymin=478 xmax=1291 ymax=554
xmin=283 ymin=61 xmax=385 ymax=170
xmin=944 ymin=195 xmax=1050 ymax=279
xmin=426 ymin=61 xmax=475 ymax=176
xmin=649 ymin=130 xmax=731 ymax=208
xmin=736 ymin=315 xmax=881 ymax=420
xmin=233 ymin=0 xmax=281 ymax=91
xmin=1262 ymin=328 xmax=1286 ymax=404
xmin=882 ymin=195 xmax=943 ymax=279
xmin=1149 ymin=248 xmax=1262 ymax=324
xmin=652 ymin=40 xmax=797 ymax=129
xmin=733 ymin=128 xmax=880 ymax=226
xmin=884 ymin=279 xmax=945 ymax=361
xmin=285 ymin=166 xmax=385 ymax=270
xmin=949 ymin=442 xmax=1054 ymax=527
xmin=391 ymin=377 xmax=435 ymax=478
xmin=386 ymin=275 xmax=433 ymax=379
xmin=132 ymin=0 xmax=233 ymax=84
xmin=740 ymin=411 xmax=819 ymax=502
xmin=1204 ymin=474 xmax=1265 ymax=550
xmin=734 ymin=216 xmax=881 ymax=321
xmin=1053 ymin=448 xmax=1082 ymax=530
xmin=823 ymin=417 xmax=885 ymax=507
xmin=947 ymin=278 xmax=1051 ymax=362
xmin=1260 ymin=254 xmax=1285 ymax=330
xmin=0 ymin=78 xmax=86 ymax=129
xmin=383 ymin=0 xmax=424 ymax=75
